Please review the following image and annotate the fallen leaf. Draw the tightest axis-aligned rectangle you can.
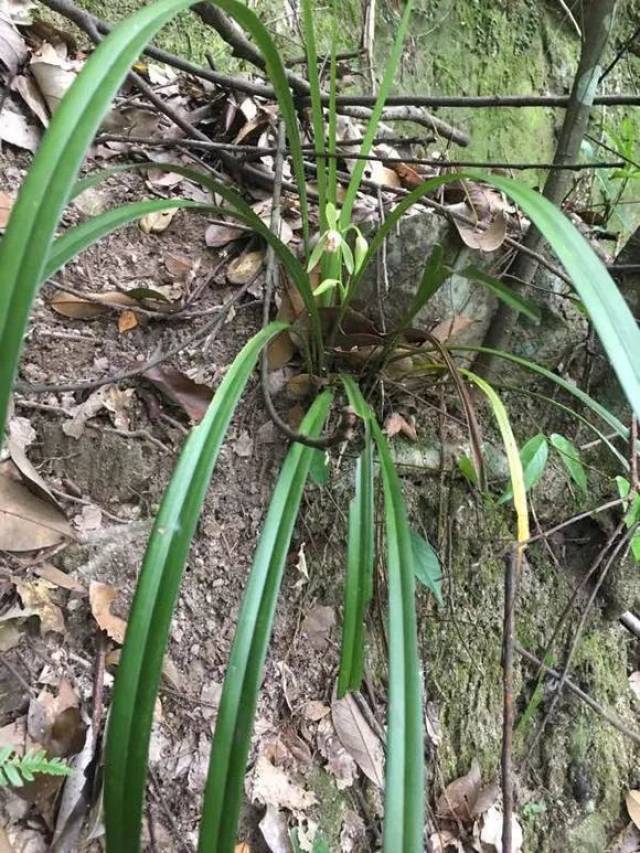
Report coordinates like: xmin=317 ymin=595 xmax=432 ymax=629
xmin=103 ymin=385 xmax=134 ymax=431
xmin=2 ymin=0 xmax=36 ymax=25
xmin=0 ymin=472 xmax=72 ymax=551
xmin=0 ymin=101 xmax=40 ymax=150
xmin=50 ymin=289 xmax=138 ymax=319
xmin=28 ymin=679 xmax=85 ymax=757
xmin=629 ymin=672 xmax=640 ymax=701
xmin=205 ymin=221 xmax=246 ymax=248
xmin=14 ymin=578 xmax=65 ymax=634
xmin=233 ymin=430 xmax=253 ymax=458
xmin=317 ymin=715 xmax=358 ymax=790
xmin=430 ymin=314 xmax=475 ymax=344
xmin=248 ymin=752 xmax=317 ymax=812
xmin=144 ymin=364 xmax=213 ymax=422
xmin=7 ymin=417 xmax=59 ymax=505
xmin=139 ymin=207 xmax=178 ymax=234
xmin=428 ymin=829 xmax=462 ymax=853
xmin=259 ymin=804 xmax=290 ymax=853
xmin=627 ymin=790 xmax=640 ymax=830
xmin=391 ymin=161 xmax=423 ymax=189
xmin=30 ymin=41 xmax=79 ymax=113
xmin=302 ymin=701 xmax=330 ymax=722
xmin=62 ymin=386 xmax=111 ymax=438
xmin=301 ymin=605 xmax=335 ymax=650
xmin=0 ymin=9 xmax=28 ymax=74
xmin=436 ymin=761 xmax=481 ymax=822
xmin=164 ymin=253 xmax=193 ymax=277
xmin=0 ymin=189 xmax=15 ymax=230
xmin=286 ymin=374 xmax=314 ymax=399
xmin=384 ymin=412 xmax=417 ymax=441
xmin=118 ymin=309 xmax=139 ymax=333
xmin=331 ymin=693 xmax=384 ymax=788
xmin=146 ymin=168 xmax=183 ymax=188
xmin=480 ymin=805 xmax=523 ymax=852
xmin=12 ymin=72 xmax=49 ymax=126
xmin=73 ymin=186 xmax=109 ymax=216
xmin=34 ymin=562 xmax=85 ymax=595
xmin=89 ymin=581 xmax=127 ymax=644
xmin=235 ymin=844 xmax=251 ymax=853
xmin=0 ymin=619 xmax=22 ymax=652
xmin=226 ymin=249 xmax=265 ymax=285
xmin=73 ymin=504 xmax=102 ymax=535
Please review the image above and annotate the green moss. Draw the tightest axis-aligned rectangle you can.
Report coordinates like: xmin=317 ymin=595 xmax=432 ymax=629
xmin=306 ymin=767 xmax=350 ymax=850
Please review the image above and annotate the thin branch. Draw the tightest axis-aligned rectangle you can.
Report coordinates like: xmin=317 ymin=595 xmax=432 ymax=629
xmin=516 ymin=644 xmax=640 ymax=747
xmin=501 ymin=545 xmax=519 ymax=853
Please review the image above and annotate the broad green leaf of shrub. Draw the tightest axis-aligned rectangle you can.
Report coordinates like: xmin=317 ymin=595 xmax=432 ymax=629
xmin=410 ymin=530 xmax=443 ymax=605
xmin=549 ymin=433 xmax=588 ymax=495
xmin=498 ymin=433 xmax=549 ymax=505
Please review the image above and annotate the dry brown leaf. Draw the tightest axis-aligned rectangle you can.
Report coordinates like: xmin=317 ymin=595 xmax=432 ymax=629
xmin=233 ymin=430 xmax=253 ymax=458
xmin=0 ymin=189 xmax=15 ymax=230
xmin=30 ymin=42 xmax=79 ymax=113
xmin=436 ymin=760 xmax=481 ymax=822
xmin=455 ymin=210 xmax=507 ymax=252
xmin=7 ymin=420 xmax=58 ymax=506
xmin=303 ymin=701 xmax=330 ymax=722
xmin=89 ymin=581 xmax=127 ymax=644
xmin=103 ymin=386 xmax=134 ymax=431
xmin=286 ymin=374 xmax=314 ymax=399
xmin=12 ymin=72 xmax=49 ymax=127
xmin=331 ymin=693 xmax=384 ymax=788
xmin=0 ymin=9 xmax=28 ymax=74
xmin=205 ymin=222 xmax=246 ymax=248
xmin=234 ymin=844 xmax=251 ymax=853
xmin=35 ymin=562 xmax=86 ymax=595
xmin=0 ymin=472 xmax=72 ymax=551
xmin=144 ymin=364 xmax=213 ymax=422
xmin=430 ymin=314 xmax=475 ymax=344
xmin=301 ymin=605 xmax=335 ymax=650
xmin=14 ymin=578 xmax=65 ymax=634
xmin=384 ymin=412 xmax=417 ymax=442
xmin=146 ymin=168 xmax=183 ymax=188
xmin=0 ymin=102 xmax=40 ymax=151
xmin=62 ymin=386 xmax=110 ymax=438
xmin=139 ymin=207 xmax=178 ymax=234
xmin=50 ymin=289 xmax=138 ymax=319
xmin=480 ymin=805 xmax=523 ymax=852
xmin=627 ymin=790 xmax=640 ymax=830
xmin=226 ymin=249 xmax=265 ymax=285
xmin=364 ymin=161 xmax=402 ymax=188
xmin=391 ymin=161 xmax=423 ymax=189
xmin=248 ymin=752 xmax=317 ymax=812
xmin=118 ymin=309 xmax=139 ymax=333
xmin=317 ymin=715 xmax=358 ymax=790
xmin=164 ymin=253 xmax=193 ymax=277
xmin=28 ymin=680 xmax=85 ymax=757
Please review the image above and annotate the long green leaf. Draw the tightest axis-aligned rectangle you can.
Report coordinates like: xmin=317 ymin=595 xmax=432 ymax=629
xmin=340 ymin=1 xmax=414 ymax=225
xmin=105 ymin=322 xmax=286 ymax=852
xmin=198 ymin=391 xmax=332 ymax=853
xmin=337 ymin=425 xmax=374 ymax=697
xmin=341 ymin=377 xmax=423 ymax=852
xmin=0 ymin=0 xmax=310 ymax=439
xmin=549 ymin=433 xmax=588 ymax=496
xmin=410 ymin=530 xmax=443 ymax=605
xmin=301 ymin=0 xmax=327 ymax=228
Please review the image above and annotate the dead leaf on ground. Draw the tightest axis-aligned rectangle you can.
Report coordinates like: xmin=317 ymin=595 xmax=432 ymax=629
xmin=12 ymin=71 xmax=50 ymax=126
xmin=50 ymin=289 xmax=138 ymax=319
xmin=28 ymin=679 xmax=85 ymax=758
xmin=317 ymin=715 xmax=358 ymax=790
xmin=14 ymin=578 xmax=65 ymax=634
xmin=235 ymin=844 xmax=251 ymax=853
xmin=89 ymin=581 xmax=127 ymax=644
xmin=164 ymin=253 xmax=194 ymax=278
xmin=301 ymin=605 xmax=335 ymax=650
xmin=118 ymin=309 xmax=139 ymax=333
xmin=302 ymin=701 xmax=330 ymax=722
xmin=35 ymin=562 xmax=85 ymax=595
xmin=0 ymin=189 xmax=15 ymax=230
xmin=430 ymin=314 xmax=475 ymax=344
xmin=73 ymin=504 xmax=102 ymax=535
xmin=0 ymin=9 xmax=28 ymax=74
xmin=205 ymin=221 xmax=246 ymax=248
xmin=391 ymin=161 xmax=424 ymax=189
xmin=226 ymin=249 xmax=265 ymax=285
xmin=248 ymin=752 xmax=317 ymax=813
xmin=7 ymin=417 xmax=59 ymax=506
xmin=103 ymin=385 xmax=134 ymax=431
xmin=139 ymin=207 xmax=178 ymax=234
xmin=233 ymin=430 xmax=253 ymax=458
xmin=627 ymin=790 xmax=640 ymax=830
xmin=30 ymin=41 xmax=80 ymax=113
xmin=480 ymin=805 xmax=523 ymax=852
xmin=0 ymin=101 xmax=40 ymax=150
xmin=455 ymin=209 xmax=507 ymax=252
xmin=384 ymin=412 xmax=417 ymax=442
xmin=436 ymin=760 xmax=482 ymax=822
xmin=62 ymin=386 xmax=110 ymax=438
xmin=144 ymin=364 xmax=213 ymax=422
xmin=259 ymin=804 xmax=290 ymax=853
xmin=0 ymin=471 xmax=73 ymax=551
xmin=146 ymin=168 xmax=183 ymax=188
xmin=331 ymin=693 xmax=384 ymax=788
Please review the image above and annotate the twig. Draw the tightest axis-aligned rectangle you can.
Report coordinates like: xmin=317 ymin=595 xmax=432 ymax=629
xmin=555 ymin=0 xmax=582 ymax=38
xmin=15 ymin=284 xmax=254 ymax=396
xmin=599 ymin=22 xmax=640 ymax=81
xmin=260 ymin=122 xmax=353 ymax=449
xmin=148 ymin=768 xmax=193 ymax=853
xmin=516 ymin=645 xmax=640 ymax=747
xmin=523 ymin=497 xmax=625 ymax=544
xmin=501 ymin=546 xmax=519 ymax=853
xmin=91 ymin=630 xmax=107 ymax=747
xmin=327 ymin=92 xmax=640 ymax=108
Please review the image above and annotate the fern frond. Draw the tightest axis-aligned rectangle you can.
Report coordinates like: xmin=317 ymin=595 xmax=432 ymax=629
xmin=0 ymin=748 xmax=73 ymax=787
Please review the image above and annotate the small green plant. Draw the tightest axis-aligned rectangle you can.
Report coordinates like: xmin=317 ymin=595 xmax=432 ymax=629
xmin=0 ymin=748 xmax=72 ymax=787
xmin=1 ymin=2 xmax=640 ymax=852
